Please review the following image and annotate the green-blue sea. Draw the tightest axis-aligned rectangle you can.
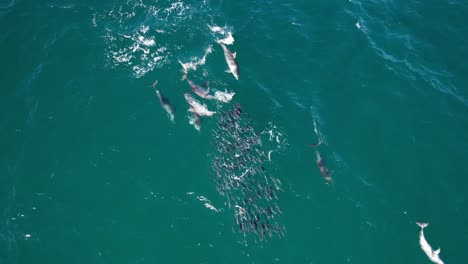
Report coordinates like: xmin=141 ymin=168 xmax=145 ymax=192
xmin=1 ymin=0 xmax=468 ymax=263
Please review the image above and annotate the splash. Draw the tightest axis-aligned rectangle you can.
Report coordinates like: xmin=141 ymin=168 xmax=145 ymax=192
xmin=95 ymin=0 xmax=196 ymax=78
xmin=178 ymin=45 xmax=213 ymax=74
xmin=209 ymin=25 xmax=235 ymax=45
xmin=187 ymin=192 xmax=221 ymax=213
xmin=260 ymin=122 xmax=288 ymax=162
xmin=212 ymin=90 xmax=235 ymax=103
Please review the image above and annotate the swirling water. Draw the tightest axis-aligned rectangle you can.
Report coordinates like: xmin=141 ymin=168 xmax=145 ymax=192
xmin=1 ymin=0 xmax=468 ymax=263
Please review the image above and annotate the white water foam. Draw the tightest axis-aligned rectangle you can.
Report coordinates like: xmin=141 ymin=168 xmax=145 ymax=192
xmin=96 ymin=1 xmax=195 ymax=78
xmin=178 ymin=45 xmax=213 ymax=74
xmin=187 ymin=192 xmax=221 ymax=212
xmin=212 ymin=90 xmax=235 ymax=103
xmin=209 ymin=25 xmax=235 ymax=45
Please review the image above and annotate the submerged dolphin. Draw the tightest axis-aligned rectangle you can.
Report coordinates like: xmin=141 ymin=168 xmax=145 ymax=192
xmin=417 ymin=222 xmax=444 ymax=264
xmin=154 ymin=88 xmax=175 ymax=123
xmin=183 ymin=93 xmax=216 ymax=117
xmin=315 ymin=150 xmax=332 ymax=184
xmin=219 ymin=43 xmax=239 ymax=80
xmin=148 ymin=80 xmax=159 ymax=88
xmin=188 ymin=112 xmax=201 ymax=131
xmin=187 ymin=79 xmax=213 ymax=100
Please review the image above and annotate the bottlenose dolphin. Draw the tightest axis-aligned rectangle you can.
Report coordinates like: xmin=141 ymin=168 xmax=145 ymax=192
xmin=219 ymin=43 xmax=239 ymax=80
xmin=154 ymin=88 xmax=175 ymax=123
xmin=183 ymin=93 xmax=216 ymax=117
xmin=416 ymin=222 xmax=444 ymax=264
xmin=187 ymin=79 xmax=213 ymax=100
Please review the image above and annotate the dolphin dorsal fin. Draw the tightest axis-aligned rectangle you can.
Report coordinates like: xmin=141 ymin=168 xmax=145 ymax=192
xmin=435 ymin=248 xmax=441 ymax=255
xmin=233 ymin=52 xmax=237 ymax=58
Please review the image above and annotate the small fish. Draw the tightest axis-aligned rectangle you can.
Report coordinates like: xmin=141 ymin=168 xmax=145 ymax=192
xmin=219 ymin=42 xmax=239 ymax=80
xmin=416 ymin=222 xmax=444 ymax=264
xmin=154 ymin=88 xmax=175 ymax=123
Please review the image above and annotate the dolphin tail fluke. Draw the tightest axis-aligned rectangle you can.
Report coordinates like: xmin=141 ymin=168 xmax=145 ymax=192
xmin=416 ymin=222 xmax=429 ymax=229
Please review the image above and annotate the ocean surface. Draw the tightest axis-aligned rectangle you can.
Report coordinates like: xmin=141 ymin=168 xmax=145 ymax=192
xmin=1 ymin=0 xmax=468 ymax=263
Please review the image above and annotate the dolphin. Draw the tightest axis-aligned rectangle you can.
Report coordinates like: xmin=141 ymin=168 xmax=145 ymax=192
xmin=187 ymin=79 xmax=213 ymax=100
xmin=315 ymin=149 xmax=332 ymax=184
xmin=219 ymin=43 xmax=239 ymax=80
xmin=416 ymin=222 xmax=444 ymax=264
xmin=183 ymin=93 xmax=216 ymax=117
xmin=154 ymin=88 xmax=175 ymax=123
xmin=188 ymin=112 xmax=201 ymax=131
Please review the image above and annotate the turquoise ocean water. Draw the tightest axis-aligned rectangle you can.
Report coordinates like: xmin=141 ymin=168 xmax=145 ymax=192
xmin=1 ymin=0 xmax=468 ymax=263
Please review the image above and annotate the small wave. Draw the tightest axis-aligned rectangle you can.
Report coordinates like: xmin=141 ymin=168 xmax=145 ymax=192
xmin=0 ymin=0 xmax=15 ymax=9
xmin=255 ymin=80 xmax=283 ymax=108
xmin=164 ymin=1 xmax=189 ymax=16
xmin=286 ymin=91 xmax=306 ymax=109
xmin=346 ymin=1 xmax=468 ymax=106
xmin=309 ymin=106 xmax=327 ymax=146
xmin=47 ymin=3 xmax=75 ymax=9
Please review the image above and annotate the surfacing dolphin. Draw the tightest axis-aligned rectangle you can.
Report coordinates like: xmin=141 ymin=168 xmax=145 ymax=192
xmin=218 ymin=42 xmax=239 ymax=80
xmin=154 ymin=87 xmax=175 ymax=123
xmin=183 ymin=93 xmax=216 ymax=117
xmin=416 ymin=222 xmax=444 ymax=264
xmin=187 ymin=79 xmax=213 ymax=100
